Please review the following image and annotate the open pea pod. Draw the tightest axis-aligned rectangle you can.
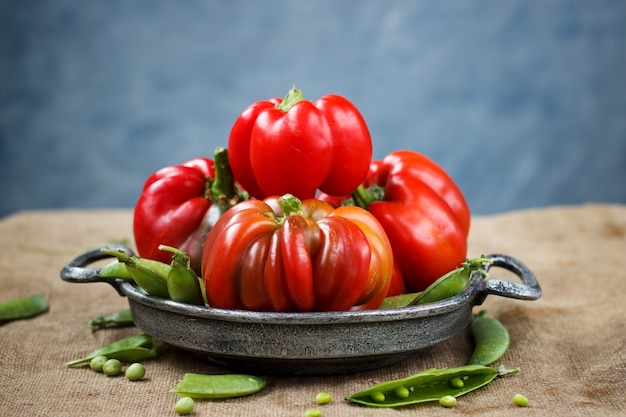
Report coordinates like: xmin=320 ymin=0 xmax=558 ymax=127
xmin=346 ymin=365 xmax=519 ymax=407
xmin=65 ymin=333 xmax=164 ymax=366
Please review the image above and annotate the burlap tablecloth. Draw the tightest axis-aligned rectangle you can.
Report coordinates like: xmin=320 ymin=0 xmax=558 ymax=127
xmin=1 ymin=204 xmax=625 ymax=416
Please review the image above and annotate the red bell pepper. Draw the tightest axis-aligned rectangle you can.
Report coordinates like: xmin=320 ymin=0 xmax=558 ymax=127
xmin=201 ymin=194 xmax=394 ymax=312
xmin=228 ymin=86 xmax=372 ymax=200
xmin=318 ymin=150 xmax=470 ymax=293
xmin=133 ymin=148 xmax=246 ymax=274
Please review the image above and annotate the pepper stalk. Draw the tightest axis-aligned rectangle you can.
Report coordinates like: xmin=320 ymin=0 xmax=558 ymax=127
xmin=206 ymin=147 xmax=246 ymax=205
xmin=274 ymin=85 xmax=305 ymax=112
xmin=351 ymin=184 xmax=386 ymax=210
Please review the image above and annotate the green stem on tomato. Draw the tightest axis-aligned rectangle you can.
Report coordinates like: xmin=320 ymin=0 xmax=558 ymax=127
xmin=275 ymin=85 xmax=304 ymax=112
xmin=278 ymin=194 xmax=304 ymax=217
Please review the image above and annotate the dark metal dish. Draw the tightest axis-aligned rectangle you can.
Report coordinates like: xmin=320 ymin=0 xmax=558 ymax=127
xmin=60 ymin=245 xmax=541 ymax=375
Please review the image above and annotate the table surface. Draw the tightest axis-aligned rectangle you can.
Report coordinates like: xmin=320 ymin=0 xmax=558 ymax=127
xmin=1 ymin=204 xmax=625 ymax=416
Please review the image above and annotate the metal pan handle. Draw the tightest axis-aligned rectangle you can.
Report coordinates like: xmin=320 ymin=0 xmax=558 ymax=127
xmin=477 ymin=253 xmax=542 ymax=302
xmin=59 ymin=244 xmax=136 ymax=296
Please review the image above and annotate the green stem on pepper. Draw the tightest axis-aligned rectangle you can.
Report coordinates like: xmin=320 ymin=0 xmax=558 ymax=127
xmin=208 ymin=147 xmax=237 ymax=201
xmin=275 ymin=85 xmax=304 ymax=112
xmin=351 ymin=184 xmax=385 ymax=210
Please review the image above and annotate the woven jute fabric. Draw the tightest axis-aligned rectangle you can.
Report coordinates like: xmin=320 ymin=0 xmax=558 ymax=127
xmin=1 ymin=204 xmax=625 ymax=416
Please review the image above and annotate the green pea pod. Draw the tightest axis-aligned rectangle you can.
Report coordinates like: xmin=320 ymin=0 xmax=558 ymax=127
xmin=101 ymin=248 xmax=171 ymax=298
xmin=346 ymin=364 xmax=519 ymax=408
xmin=378 ymin=292 xmax=422 ymax=309
xmin=469 ymin=310 xmax=510 ymax=366
xmin=159 ymin=245 xmax=204 ymax=305
xmin=409 ymin=256 xmax=492 ymax=305
xmin=89 ymin=308 xmax=134 ymax=330
xmin=65 ymin=333 xmax=162 ymax=366
xmin=99 ymin=260 xmax=133 ymax=280
xmin=171 ymin=373 xmax=267 ymax=399
xmin=0 ymin=294 xmax=48 ymax=322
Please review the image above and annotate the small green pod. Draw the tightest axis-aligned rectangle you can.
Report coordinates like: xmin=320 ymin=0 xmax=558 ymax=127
xmin=159 ymin=245 xmax=204 ymax=305
xmin=171 ymin=373 xmax=267 ymax=399
xmin=101 ymin=248 xmax=170 ymax=298
xmin=65 ymin=333 xmax=161 ymax=366
xmin=89 ymin=308 xmax=134 ymax=329
xmin=99 ymin=260 xmax=133 ymax=280
xmin=409 ymin=256 xmax=492 ymax=305
xmin=0 ymin=294 xmax=48 ymax=322
xmin=346 ymin=365 xmax=519 ymax=408
xmin=469 ymin=310 xmax=510 ymax=366
xmin=378 ymin=292 xmax=422 ymax=309
xmin=167 ymin=264 xmax=204 ymax=305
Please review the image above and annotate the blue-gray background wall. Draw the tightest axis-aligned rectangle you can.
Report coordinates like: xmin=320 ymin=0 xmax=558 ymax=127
xmin=1 ymin=0 xmax=625 ymax=218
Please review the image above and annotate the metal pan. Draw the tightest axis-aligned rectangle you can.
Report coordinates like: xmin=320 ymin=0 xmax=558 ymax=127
xmin=60 ymin=245 xmax=541 ymax=375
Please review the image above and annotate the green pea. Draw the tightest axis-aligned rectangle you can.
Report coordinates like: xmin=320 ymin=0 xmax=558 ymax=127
xmin=125 ymin=363 xmax=145 ymax=381
xmin=102 ymin=358 xmax=122 ymax=376
xmin=174 ymin=397 xmax=195 ymax=415
xmin=395 ymin=386 xmax=410 ymax=398
xmin=315 ymin=392 xmax=332 ymax=405
xmin=450 ymin=377 xmax=464 ymax=388
xmin=513 ymin=393 xmax=529 ymax=407
xmin=371 ymin=391 xmax=386 ymax=403
xmin=439 ymin=395 xmax=457 ymax=408
xmin=89 ymin=355 xmax=108 ymax=372
xmin=303 ymin=408 xmax=322 ymax=417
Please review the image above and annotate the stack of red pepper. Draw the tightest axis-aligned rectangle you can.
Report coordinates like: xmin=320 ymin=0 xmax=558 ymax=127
xmin=133 ymin=86 xmax=470 ymax=312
